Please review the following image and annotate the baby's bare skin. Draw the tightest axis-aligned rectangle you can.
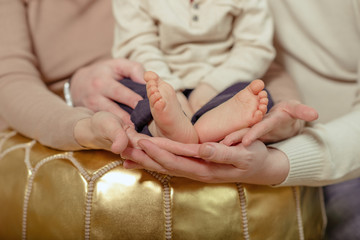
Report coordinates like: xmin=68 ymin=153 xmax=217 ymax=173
xmin=194 ymin=79 xmax=268 ymax=142
xmin=146 ymin=71 xmax=198 ymax=143
xmin=145 ymin=71 xmax=268 ymax=143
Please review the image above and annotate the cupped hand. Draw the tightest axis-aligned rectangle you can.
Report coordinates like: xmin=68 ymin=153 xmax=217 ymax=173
xmin=221 ymin=100 xmax=318 ymax=146
xmin=74 ymin=111 xmax=129 ymax=154
xmin=70 ymin=58 xmax=145 ymax=125
xmin=121 ymin=127 xmax=289 ymax=185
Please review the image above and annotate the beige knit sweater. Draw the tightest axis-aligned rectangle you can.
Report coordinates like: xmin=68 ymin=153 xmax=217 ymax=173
xmin=112 ymin=0 xmax=275 ymax=92
xmin=0 ymin=0 xmax=114 ymax=150
xmin=269 ymin=0 xmax=360 ymax=186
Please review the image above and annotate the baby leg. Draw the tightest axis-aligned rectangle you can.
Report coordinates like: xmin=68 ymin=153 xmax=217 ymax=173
xmin=194 ymin=80 xmax=268 ymax=143
xmin=145 ymin=71 xmax=199 ymax=143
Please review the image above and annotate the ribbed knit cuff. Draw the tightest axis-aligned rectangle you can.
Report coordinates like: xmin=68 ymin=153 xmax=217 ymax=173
xmin=269 ymin=133 xmax=325 ymax=186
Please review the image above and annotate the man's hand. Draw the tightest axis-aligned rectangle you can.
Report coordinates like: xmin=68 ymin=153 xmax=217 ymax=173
xmin=221 ymin=100 xmax=318 ymax=146
xmin=70 ymin=59 xmax=145 ymax=125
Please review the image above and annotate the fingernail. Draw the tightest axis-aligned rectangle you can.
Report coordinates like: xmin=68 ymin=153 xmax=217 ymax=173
xmin=123 ymin=160 xmax=132 ymax=169
xmin=133 ymin=100 xmax=140 ymax=108
xmin=201 ymin=144 xmax=214 ymax=158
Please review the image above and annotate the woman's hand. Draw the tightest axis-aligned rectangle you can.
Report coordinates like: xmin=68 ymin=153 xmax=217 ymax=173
xmin=70 ymin=59 xmax=145 ymax=125
xmin=121 ymin=127 xmax=289 ymax=185
xmin=74 ymin=111 xmax=129 ymax=154
xmin=221 ymin=100 xmax=318 ymax=146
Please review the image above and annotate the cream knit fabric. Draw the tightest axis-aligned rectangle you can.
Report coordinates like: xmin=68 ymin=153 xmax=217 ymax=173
xmin=269 ymin=0 xmax=360 ymax=186
xmin=0 ymin=0 xmax=113 ymax=149
xmin=112 ymin=0 xmax=275 ymax=92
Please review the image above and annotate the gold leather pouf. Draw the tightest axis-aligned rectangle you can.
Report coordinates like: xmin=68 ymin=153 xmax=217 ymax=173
xmin=0 ymin=130 xmax=325 ymax=240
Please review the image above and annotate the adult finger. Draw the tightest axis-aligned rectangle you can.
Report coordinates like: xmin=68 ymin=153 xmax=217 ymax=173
xmin=103 ymin=79 xmax=143 ymax=109
xmin=77 ymin=111 xmax=129 ymax=152
xmin=125 ymin=126 xmax=201 ymax=157
xmin=112 ymin=59 xmax=146 ymax=84
xmin=139 ymin=140 xmax=241 ymax=182
xmin=284 ymin=102 xmax=318 ymax=122
xmin=123 ymin=160 xmax=144 ymax=170
xmin=121 ymin=146 xmax=171 ymax=174
xmin=137 ymin=139 xmax=214 ymax=175
xmin=200 ymin=141 xmax=269 ymax=171
xmin=110 ymin=129 xmax=130 ymax=154
xmin=95 ymin=112 xmax=128 ymax=146
xmin=90 ymin=96 xmax=133 ymax=125
xmin=220 ymin=128 xmax=249 ymax=146
xmin=146 ymin=138 xmax=200 ymax=157
xmin=242 ymin=102 xmax=319 ymax=146
xmin=137 ymin=139 xmax=196 ymax=171
xmin=241 ymin=116 xmax=278 ymax=146
xmin=198 ymin=143 xmax=243 ymax=165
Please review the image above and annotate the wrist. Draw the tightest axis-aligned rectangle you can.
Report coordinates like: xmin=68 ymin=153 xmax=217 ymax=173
xmin=267 ymin=148 xmax=290 ymax=185
xmin=74 ymin=118 xmax=93 ymax=149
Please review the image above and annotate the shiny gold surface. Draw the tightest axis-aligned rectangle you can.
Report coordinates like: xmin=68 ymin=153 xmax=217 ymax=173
xmin=171 ymin=178 xmax=243 ymax=240
xmin=0 ymin=135 xmax=28 ymax=239
xmin=27 ymin=160 xmax=86 ymax=239
xmin=91 ymin=169 xmax=165 ymax=240
xmin=0 ymin=131 xmax=325 ymax=240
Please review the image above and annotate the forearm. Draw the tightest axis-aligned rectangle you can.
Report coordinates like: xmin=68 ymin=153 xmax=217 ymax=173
xmin=258 ymin=148 xmax=290 ymax=185
xmin=0 ymin=77 xmax=93 ymax=150
xmin=271 ymin=109 xmax=360 ymax=186
xmin=0 ymin=0 xmax=93 ymax=150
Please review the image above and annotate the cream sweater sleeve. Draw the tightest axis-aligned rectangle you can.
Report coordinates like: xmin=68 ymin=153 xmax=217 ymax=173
xmin=268 ymin=0 xmax=360 ymax=187
xmin=272 ymin=58 xmax=360 ymax=186
xmin=201 ymin=0 xmax=275 ymax=91
xmin=0 ymin=0 xmax=93 ymax=150
xmin=112 ymin=0 xmax=184 ymax=91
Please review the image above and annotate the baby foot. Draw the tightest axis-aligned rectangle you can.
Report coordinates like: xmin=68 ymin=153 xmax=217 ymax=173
xmin=144 ymin=71 xmax=198 ymax=143
xmin=194 ymin=80 xmax=269 ymax=143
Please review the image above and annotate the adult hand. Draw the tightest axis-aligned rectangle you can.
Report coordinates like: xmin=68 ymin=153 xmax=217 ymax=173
xmin=221 ymin=100 xmax=318 ymax=146
xmin=121 ymin=127 xmax=289 ymax=185
xmin=73 ymin=111 xmax=129 ymax=154
xmin=188 ymin=83 xmax=218 ymax=113
xmin=70 ymin=58 xmax=145 ymax=125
